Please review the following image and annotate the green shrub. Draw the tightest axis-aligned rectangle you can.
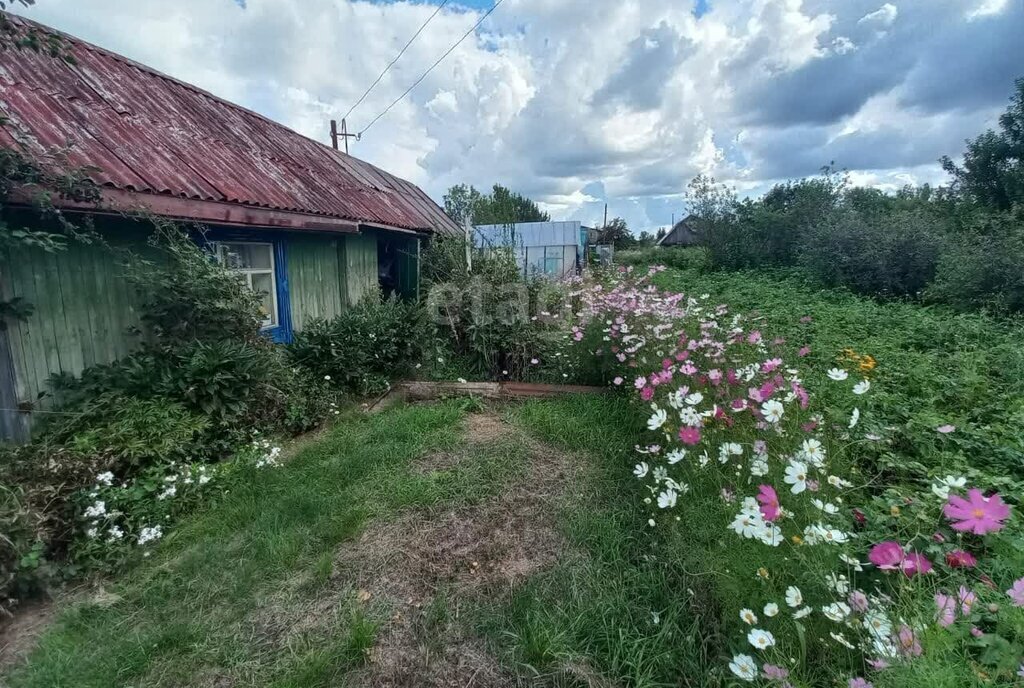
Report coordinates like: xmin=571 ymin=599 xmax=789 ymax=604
xmin=928 ymin=210 xmax=1024 ymax=313
xmin=616 ymin=246 xmax=709 ymax=272
xmin=289 ymin=294 xmax=429 ymax=394
xmin=47 ymin=396 xmax=208 ymax=469
xmin=799 ymin=208 xmax=946 ymax=297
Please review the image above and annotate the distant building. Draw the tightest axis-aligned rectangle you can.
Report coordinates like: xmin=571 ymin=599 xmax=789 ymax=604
xmin=473 ymin=221 xmax=589 ymax=278
xmin=658 ymin=216 xmax=702 ymax=247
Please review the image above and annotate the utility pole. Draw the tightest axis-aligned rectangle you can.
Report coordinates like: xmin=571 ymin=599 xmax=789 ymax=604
xmin=603 ymin=203 xmax=608 ymax=230
xmin=330 ymin=118 xmax=359 ymax=155
xmin=464 ymin=215 xmax=473 ymax=274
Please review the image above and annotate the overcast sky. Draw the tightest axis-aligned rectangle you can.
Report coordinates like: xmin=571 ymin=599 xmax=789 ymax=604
xmin=14 ymin=0 xmax=1024 ymax=231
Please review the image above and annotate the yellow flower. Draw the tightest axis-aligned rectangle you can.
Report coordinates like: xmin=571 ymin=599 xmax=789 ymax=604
xmin=791 ymin=535 xmax=804 ymax=545
xmin=757 ymin=567 xmax=770 ymax=579
xmin=890 ymin=505 xmax=901 ymax=517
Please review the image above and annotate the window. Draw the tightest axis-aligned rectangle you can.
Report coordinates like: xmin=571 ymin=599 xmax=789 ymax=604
xmin=215 ymin=242 xmax=278 ymax=328
xmin=543 ymin=246 xmax=564 ymax=276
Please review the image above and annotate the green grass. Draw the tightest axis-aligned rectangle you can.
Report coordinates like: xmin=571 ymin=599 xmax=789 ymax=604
xmin=4 ymin=402 xmax=536 ymax=688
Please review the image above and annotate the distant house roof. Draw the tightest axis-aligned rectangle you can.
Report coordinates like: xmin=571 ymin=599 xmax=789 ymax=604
xmin=0 ymin=13 xmax=459 ymax=236
xmin=473 ymin=221 xmax=584 ymax=248
xmin=657 ymin=215 xmax=701 ymax=246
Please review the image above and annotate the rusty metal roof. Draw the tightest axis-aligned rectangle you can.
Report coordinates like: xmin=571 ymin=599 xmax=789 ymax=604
xmin=0 ymin=13 xmax=460 ymax=236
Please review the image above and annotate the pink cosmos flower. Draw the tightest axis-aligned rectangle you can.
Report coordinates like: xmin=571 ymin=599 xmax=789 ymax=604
xmin=640 ymin=387 xmax=655 ymax=401
xmin=801 ymin=421 xmax=818 ymax=433
xmin=866 ymin=658 xmax=889 ymax=671
xmin=800 ymin=315 xmax=813 ymax=323
xmin=678 ymin=426 xmax=701 ymax=446
xmin=848 ymin=590 xmax=869 ymax=613
xmin=756 ymin=484 xmax=781 ymax=522
xmin=868 ymin=542 xmax=932 ymax=577
xmin=935 ymin=592 xmax=956 ymax=627
xmin=753 ymin=440 xmax=767 ymax=455
xmin=958 ymin=586 xmax=976 ymax=614
xmin=612 ymin=377 xmax=624 ymax=386
xmin=936 ymin=424 xmax=956 ymax=434
xmin=943 ymin=489 xmax=1011 ymax=535
xmin=747 ymin=330 xmax=762 ymax=344
xmin=896 ymin=625 xmax=922 ymax=657
xmin=634 ymin=376 xmax=647 ymax=390
xmin=849 ymin=679 xmax=873 ymax=688
xmin=798 ymin=346 xmax=811 ymax=357
xmin=763 ymin=664 xmax=789 ymax=680
xmin=971 ymin=627 xmax=984 ymax=638
xmin=1006 ymin=577 xmax=1024 ymax=607
xmin=945 ymin=550 xmax=977 ymax=568
xmin=573 ymin=331 xmax=584 ymax=341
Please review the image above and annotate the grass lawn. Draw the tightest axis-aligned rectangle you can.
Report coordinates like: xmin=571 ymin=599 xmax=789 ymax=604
xmin=7 ymin=265 xmax=1024 ymax=687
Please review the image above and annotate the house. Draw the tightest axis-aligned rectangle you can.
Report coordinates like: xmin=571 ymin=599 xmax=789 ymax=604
xmin=657 ymin=216 xmax=702 ymax=247
xmin=0 ymin=14 xmax=459 ymax=441
xmin=472 ymin=221 xmax=588 ymax=278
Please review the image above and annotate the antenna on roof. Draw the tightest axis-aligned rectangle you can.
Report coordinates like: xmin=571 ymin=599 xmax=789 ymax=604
xmin=330 ymin=118 xmax=359 ymax=155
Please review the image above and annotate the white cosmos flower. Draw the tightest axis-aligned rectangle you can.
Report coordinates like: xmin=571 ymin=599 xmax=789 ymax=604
xmin=763 ymin=602 xmax=779 ymax=617
xmin=83 ymin=501 xmax=106 ymax=519
xmin=849 ymin=407 xmax=860 ymax=429
xmin=729 ymin=654 xmax=758 ymax=682
xmin=839 ymin=554 xmax=864 ymax=571
xmin=685 ymin=392 xmax=704 ymax=406
xmin=86 ymin=527 xmax=98 ymax=538
xmin=828 ymin=475 xmax=852 ymax=488
xmin=757 ymin=523 xmax=784 ymax=547
xmin=827 ymin=574 xmax=850 ymax=595
xmin=739 ymin=608 xmax=758 ymax=625
xmin=931 ymin=474 xmax=967 ymax=499
xmin=657 ymin=489 xmax=678 ymax=509
xmin=827 ymin=368 xmax=849 ymax=381
xmin=678 ymin=407 xmax=702 ymax=426
xmin=785 ymin=586 xmax=803 ymax=608
xmin=783 ymin=460 xmax=809 ymax=494
xmin=748 ymin=628 xmax=775 ymax=650
xmin=749 ymin=456 xmax=769 ymax=477
xmin=812 ymin=499 xmax=839 ymax=515
xmin=801 ymin=439 xmax=825 ymax=466
xmin=760 ymin=399 xmax=784 ymax=423
xmin=793 ymin=606 xmax=812 ymax=619
xmin=95 ymin=471 xmax=114 ymax=486
xmin=821 ymin=602 xmax=851 ymax=622
xmin=647 ymin=408 xmax=668 ymax=430
xmin=830 ymin=631 xmax=855 ymax=649
xmin=853 ymin=379 xmax=870 ymax=395
xmin=865 ymin=610 xmax=892 ymax=639
xmin=730 ymin=513 xmax=763 ymax=539
xmin=633 ymin=462 xmax=649 ymax=478
xmin=666 ymin=449 xmax=686 ymax=465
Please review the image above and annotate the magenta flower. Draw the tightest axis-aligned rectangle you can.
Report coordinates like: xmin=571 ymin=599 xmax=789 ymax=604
xmin=868 ymin=542 xmax=931 ymax=577
xmin=942 ymin=552 xmax=974 ymax=565
xmin=935 ymin=592 xmax=956 ymax=627
xmin=678 ymin=426 xmax=701 ymax=446
xmin=1006 ymin=577 xmax=1024 ymax=607
xmin=896 ymin=625 xmax=922 ymax=657
xmin=756 ymin=484 xmax=781 ymax=522
xmin=971 ymin=626 xmax=983 ymax=638
xmin=798 ymin=346 xmax=811 ymax=357
xmin=640 ymin=387 xmax=654 ymax=401
xmin=943 ymin=489 xmax=1011 ymax=535
xmin=869 ymin=541 xmax=905 ymax=570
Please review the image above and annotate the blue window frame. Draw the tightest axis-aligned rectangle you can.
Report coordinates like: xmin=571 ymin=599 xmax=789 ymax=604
xmin=196 ymin=227 xmax=294 ymax=344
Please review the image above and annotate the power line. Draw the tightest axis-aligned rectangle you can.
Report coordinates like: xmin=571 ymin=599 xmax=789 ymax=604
xmin=341 ymin=0 xmax=450 ymax=123
xmin=358 ymin=0 xmax=505 ymax=137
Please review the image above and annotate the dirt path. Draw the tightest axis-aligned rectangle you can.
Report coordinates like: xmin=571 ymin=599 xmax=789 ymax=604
xmin=276 ymin=410 xmax=583 ymax=687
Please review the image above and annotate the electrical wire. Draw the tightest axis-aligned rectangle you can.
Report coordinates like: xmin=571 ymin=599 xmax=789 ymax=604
xmin=357 ymin=0 xmax=505 ymax=137
xmin=341 ymin=0 xmax=450 ymax=123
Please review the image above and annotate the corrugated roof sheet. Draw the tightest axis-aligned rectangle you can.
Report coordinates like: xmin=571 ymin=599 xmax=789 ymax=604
xmin=0 ymin=13 xmax=460 ymax=235
xmin=474 ymin=221 xmax=583 ymax=248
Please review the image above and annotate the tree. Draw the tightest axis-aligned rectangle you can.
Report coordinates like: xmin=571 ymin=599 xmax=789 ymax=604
xmin=942 ymin=77 xmax=1024 ymax=211
xmin=596 ymin=217 xmax=634 ymax=249
xmin=442 ymin=183 xmax=550 ymax=226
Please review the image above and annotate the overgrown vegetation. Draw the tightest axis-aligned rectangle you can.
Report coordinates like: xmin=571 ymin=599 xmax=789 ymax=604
xmin=681 ymin=78 xmax=1024 ymax=314
xmin=0 ymin=222 xmax=336 ymax=615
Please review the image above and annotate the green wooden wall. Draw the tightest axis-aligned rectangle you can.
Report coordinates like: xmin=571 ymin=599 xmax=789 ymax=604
xmin=287 ymin=235 xmax=345 ymax=331
xmin=1 ymin=234 xmax=145 ymax=408
xmin=341 ymin=232 xmax=379 ymax=306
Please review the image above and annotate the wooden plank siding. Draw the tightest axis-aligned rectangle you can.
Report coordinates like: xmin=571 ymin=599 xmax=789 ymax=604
xmin=342 ymin=232 xmax=379 ymax=306
xmin=395 ymin=235 xmax=420 ymax=301
xmin=1 ymin=235 xmax=145 ymax=408
xmin=287 ymin=236 xmax=346 ymax=331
